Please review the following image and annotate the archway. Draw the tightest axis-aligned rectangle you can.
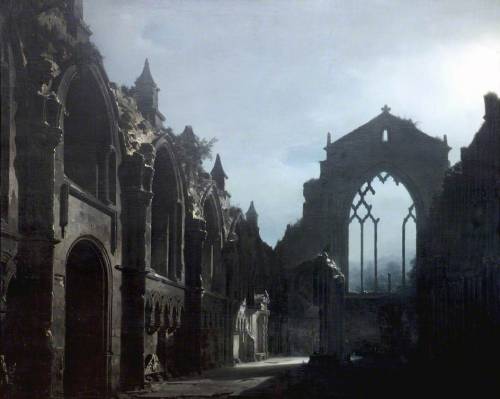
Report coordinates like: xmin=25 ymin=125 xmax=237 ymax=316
xmin=64 ymin=239 xmax=109 ymax=397
xmin=319 ymin=108 xmax=449 ymax=291
xmin=63 ymin=67 xmax=116 ymax=203
xmin=151 ymin=148 xmax=180 ymax=280
xmin=348 ymin=172 xmax=416 ymax=293
xmin=276 ymin=106 xmax=449 ymax=358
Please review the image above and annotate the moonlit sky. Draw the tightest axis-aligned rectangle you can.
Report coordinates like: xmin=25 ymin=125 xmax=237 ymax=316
xmin=84 ymin=0 xmax=500 ymax=248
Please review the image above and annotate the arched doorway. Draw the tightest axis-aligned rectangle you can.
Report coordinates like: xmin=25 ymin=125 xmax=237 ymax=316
xmin=64 ymin=239 xmax=109 ymax=397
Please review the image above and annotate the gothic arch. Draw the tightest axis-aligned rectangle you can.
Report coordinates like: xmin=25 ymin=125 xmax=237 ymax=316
xmin=150 ymin=138 xmax=185 ymax=280
xmin=200 ymin=189 xmax=224 ymax=292
xmin=228 ymin=210 xmax=244 ymax=242
xmin=64 ymin=236 xmax=112 ymax=396
xmin=343 ymin=162 xmax=425 ymax=225
xmin=316 ymin=109 xmax=450 ymax=290
xmin=152 ymin=136 xmax=185 ymax=204
xmin=200 ymin=184 xmax=225 ymax=241
xmin=56 ymin=64 xmax=121 ymax=203
xmin=65 ymin=235 xmax=114 ymax=304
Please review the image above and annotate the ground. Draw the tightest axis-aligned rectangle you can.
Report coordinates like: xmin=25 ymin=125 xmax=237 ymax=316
xmin=121 ymin=357 xmax=308 ymax=398
xmin=120 ymin=355 xmax=500 ymax=399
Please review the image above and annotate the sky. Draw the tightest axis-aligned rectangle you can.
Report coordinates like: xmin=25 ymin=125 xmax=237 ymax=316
xmin=84 ymin=0 xmax=500 ymax=248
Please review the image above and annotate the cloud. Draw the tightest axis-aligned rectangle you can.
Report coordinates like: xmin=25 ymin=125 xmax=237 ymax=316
xmin=282 ymin=143 xmax=325 ymax=168
xmin=84 ymin=0 xmax=500 ymax=247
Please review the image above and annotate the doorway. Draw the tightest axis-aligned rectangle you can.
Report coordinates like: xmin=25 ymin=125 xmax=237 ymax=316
xmin=64 ymin=240 xmax=108 ymax=397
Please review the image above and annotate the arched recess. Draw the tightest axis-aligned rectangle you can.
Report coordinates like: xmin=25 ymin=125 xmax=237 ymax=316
xmin=64 ymin=238 xmax=111 ymax=397
xmin=201 ymin=188 xmax=224 ymax=293
xmin=316 ymin=111 xmax=449 ymax=292
xmin=58 ymin=64 xmax=119 ymax=204
xmin=150 ymin=141 xmax=184 ymax=280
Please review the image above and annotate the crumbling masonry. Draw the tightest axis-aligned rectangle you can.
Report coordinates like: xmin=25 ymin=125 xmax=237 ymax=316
xmin=0 ymin=2 xmax=279 ymax=397
xmin=1 ymin=1 xmax=500 ymax=398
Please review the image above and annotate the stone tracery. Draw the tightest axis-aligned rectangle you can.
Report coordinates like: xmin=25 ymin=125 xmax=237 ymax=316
xmin=1 ymin=2 xmax=498 ymax=397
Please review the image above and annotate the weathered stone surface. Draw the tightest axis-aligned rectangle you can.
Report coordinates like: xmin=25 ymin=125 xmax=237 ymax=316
xmin=274 ymin=106 xmax=449 ymax=360
xmin=281 ymin=253 xmax=345 ymax=361
xmin=276 ymin=107 xmax=449 ymax=288
xmin=419 ymin=93 xmax=500 ymax=367
xmin=0 ymin=2 xmax=279 ymax=397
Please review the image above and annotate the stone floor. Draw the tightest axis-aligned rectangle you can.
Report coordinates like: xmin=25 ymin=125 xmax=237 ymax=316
xmin=121 ymin=357 xmax=308 ymax=398
xmin=119 ymin=354 xmax=500 ymax=399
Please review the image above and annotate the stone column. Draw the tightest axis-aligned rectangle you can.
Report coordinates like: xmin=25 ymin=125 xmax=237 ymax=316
xmin=14 ymin=114 xmax=62 ymax=397
xmin=328 ymin=266 xmax=345 ymax=360
xmin=331 ymin=214 xmax=349 ymax=292
xmin=184 ymin=217 xmax=206 ymax=373
xmin=119 ymin=152 xmax=154 ymax=390
xmin=313 ymin=253 xmax=345 ymax=366
xmin=221 ymin=241 xmax=237 ymax=366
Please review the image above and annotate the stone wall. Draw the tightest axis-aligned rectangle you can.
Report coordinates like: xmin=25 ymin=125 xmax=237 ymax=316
xmin=274 ymin=105 xmax=449 ymax=359
xmin=283 ymin=253 xmax=345 ymax=358
xmin=344 ymin=294 xmax=414 ymax=357
xmin=276 ymin=106 xmax=449 ymax=290
xmin=419 ymin=93 xmax=500 ymax=367
xmin=0 ymin=2 xmax=278 ymax=397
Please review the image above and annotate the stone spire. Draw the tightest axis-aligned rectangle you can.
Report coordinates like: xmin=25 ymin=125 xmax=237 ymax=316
xmin=136 ymin=58 xmax=157 ymax=87
xmin=134 ymin=58 xmax=165 ymax=128
xmin=181 ymin=125 xmax=195 ymax=138
xmin=246 ymin=201 xmax=258 ymax=227
xmin=210 ymin=154 xmax=227 ymax=191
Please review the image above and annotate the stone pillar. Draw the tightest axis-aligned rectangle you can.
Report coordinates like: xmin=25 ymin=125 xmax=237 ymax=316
xmin=312 ymin=253 xmax=345 ymax=367
xmin=184 ymin=217 xmax=206 ymax=373
xmin=328 ymin=266 xmax=345 ymax=360
xmin=14 ymin=114 xmax=62 ymax=397
xmin=8 ymin=49 xmax=66 ymax=394
xmin=119 ymin=152 xmax=154 ymax=390
xmin=221 ymin=240 xmax=237 ymax=366
xmin=224 ymin=300 xmax=233 ymax=365
xmin=331 ymin=215 xmax=349 ymax=292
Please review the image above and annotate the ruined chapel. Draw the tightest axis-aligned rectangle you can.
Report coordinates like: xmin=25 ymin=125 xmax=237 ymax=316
xmin=1 ymin=1 xmax=499 ymax=398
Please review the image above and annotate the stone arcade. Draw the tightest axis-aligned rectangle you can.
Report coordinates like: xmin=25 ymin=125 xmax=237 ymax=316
xmin=0 ymin=2 xmax=278 ymax=397
xmin=1 ymin=1 xmax=500 ymax=398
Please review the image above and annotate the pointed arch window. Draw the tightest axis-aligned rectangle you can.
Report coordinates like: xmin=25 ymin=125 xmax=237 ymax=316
xmin=63 ymin=69 xmax=115 ymax=203
xmin=151 ymin=148 xmax=180 ymax=279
